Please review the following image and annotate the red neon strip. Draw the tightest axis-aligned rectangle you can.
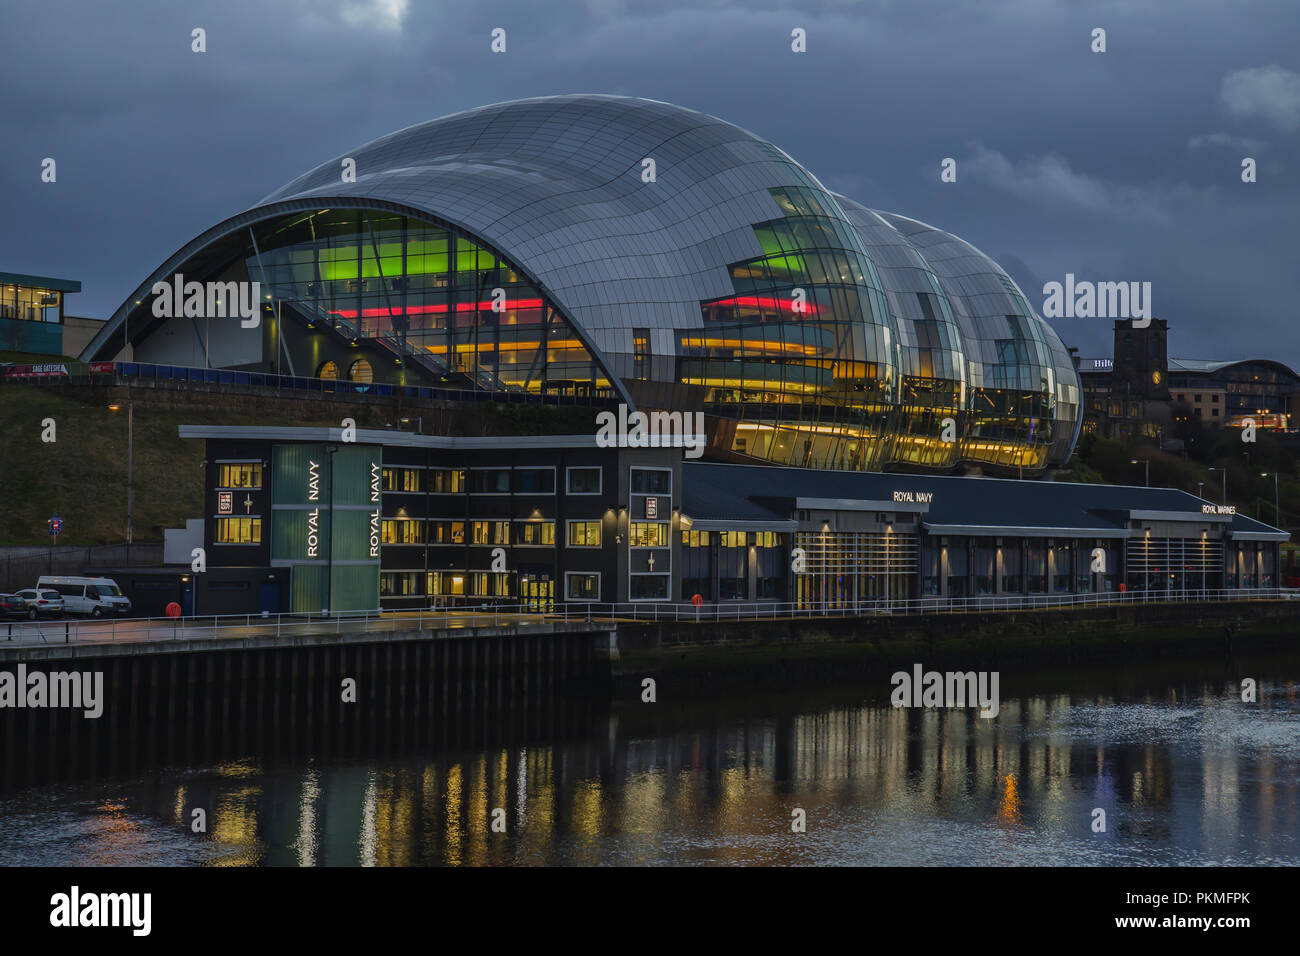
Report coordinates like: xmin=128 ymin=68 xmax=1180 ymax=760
xmin=709 ymin=295 xmax=821 ymax=316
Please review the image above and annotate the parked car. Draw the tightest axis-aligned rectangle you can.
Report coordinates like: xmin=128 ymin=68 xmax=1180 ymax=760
xmin=0 ymin=593 xmax=27 ymax=619
xmin=37 ymin=576 xmax=132 ymax=617
xmin=13 ymin=588 xmax=65 ymax=619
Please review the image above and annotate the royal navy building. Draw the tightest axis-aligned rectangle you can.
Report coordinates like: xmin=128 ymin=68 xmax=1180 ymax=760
xmin=181 ymin=426 xmax=1286 ymax=614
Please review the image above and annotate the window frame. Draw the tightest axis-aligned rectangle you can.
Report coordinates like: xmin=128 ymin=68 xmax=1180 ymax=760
xmin=468 ymin=468 xmax=512 ymax=495
xmin=629 ymin=466 xmax=672 ymax=496
xmin=513 ymin=466 xmax=557 ymax=495
xmin=513 ymin=519 xmax=556 ymax=547
xmin=566 ymin=519 xmax=603 ymax=548
xmin=565 ymin=465 xmax=603 ymax=496
xmin=213 ymin=515 xmax=263 ymax=545
xmin=564 ymin=571 xmax=601 ymax=602
xmin=214 ymin=459 xmax=263 ymax=490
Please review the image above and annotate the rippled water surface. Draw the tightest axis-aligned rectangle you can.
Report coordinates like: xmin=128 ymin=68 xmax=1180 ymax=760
xmin=2 ymin=658 xmax=1297 ymax=866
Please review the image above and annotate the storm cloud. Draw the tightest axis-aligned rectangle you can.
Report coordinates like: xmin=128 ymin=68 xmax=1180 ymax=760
xmin=1 ymin=0 xmax=1296 ymax=366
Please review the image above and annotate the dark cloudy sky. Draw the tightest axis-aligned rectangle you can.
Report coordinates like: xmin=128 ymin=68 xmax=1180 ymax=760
xmin=2 ymin=0 xmax=1297 ymax=366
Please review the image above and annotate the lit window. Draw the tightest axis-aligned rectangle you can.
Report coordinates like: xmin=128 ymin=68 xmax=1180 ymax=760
xmin=217 ymin=462 xmax=262 ymax=488
xmin=430 ymin=469 xmax=466 ymax=493
xmin=349 ymin=359 xmax=374 ymax=383
xmin=318 ymin=361 xmax=340 ymax=380
xmin=471 ymin=521 xmax=510 ymax=545
xmin=381 ymin=467 xmax=420 ymax=492
xmin=515 ymin=521 xmax=555 ymax=546
xmin=567 ymin=520 xmax=602 ymax=547
xmin=429 ymin=521 xmax=465 ymax=544
xmin=629 ymin=522 xmax=668 ymax=547
xmin=215 ymin=517 xmax=261 ymax=544
xmin=381 ymin=519 xmax=424 ymax=544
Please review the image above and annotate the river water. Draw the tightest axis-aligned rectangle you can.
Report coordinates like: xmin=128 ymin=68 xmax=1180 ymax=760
xmin=1 ymin=652 xmax=1297 ymax=866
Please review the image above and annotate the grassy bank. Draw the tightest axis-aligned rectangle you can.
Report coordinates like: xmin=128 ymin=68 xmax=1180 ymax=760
xmin=0 ymin=387 xmax=335 ymax=545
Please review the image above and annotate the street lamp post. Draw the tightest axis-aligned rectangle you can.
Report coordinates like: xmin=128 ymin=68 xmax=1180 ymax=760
xmin=1208 ymin=466 xmax=1227 ymax=505
xmin=109 ymin=402 xmax=134 ymax=564
xmin=1131 ymin=458 xmax=1149 ymax=488
xmin=1197 ymin=481 xmax=1205 ymax=499
xmin=1261 ymin=471 xmax=1280 ymax=527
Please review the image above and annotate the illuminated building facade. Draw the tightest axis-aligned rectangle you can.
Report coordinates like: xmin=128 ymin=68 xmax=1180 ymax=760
xmin=1079 ymin=318 xmax=1299 ymax=438
xmin=176 ymin=426 xmax=1285 ymax=614
xmin=0 ymin=270 xmax=82 ymax=355
xmin=85 ymin=95 xmax=1080 ymax=477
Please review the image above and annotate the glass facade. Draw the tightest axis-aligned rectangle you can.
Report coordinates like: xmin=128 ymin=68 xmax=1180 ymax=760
xmin=1169 ymin=361 xmax=1297 ymax=426
xmin=246 ymin=209 xmax=609 ymax=395
xmin=0 ymin=283 xmax=62 ymax=323
xmin=99 ymin=95 xmax=1082 ymax=477
xmin=684 ymin=186 xmax=898 ymax=471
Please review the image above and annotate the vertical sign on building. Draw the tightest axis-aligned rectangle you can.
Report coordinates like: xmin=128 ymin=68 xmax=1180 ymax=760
xmin=270 ymin=443 xmax=382 ymax=613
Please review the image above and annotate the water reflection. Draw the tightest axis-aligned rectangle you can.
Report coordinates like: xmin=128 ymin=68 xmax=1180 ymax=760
xmin=1 ymin=671 xmax=1297 ymax=866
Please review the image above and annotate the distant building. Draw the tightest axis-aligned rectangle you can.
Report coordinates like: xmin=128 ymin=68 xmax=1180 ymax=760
xmin=1167 ymin=359 xmax=1296 ymax=429
xmin=0 ymin=270 xmax=83 ymax=356
xmin=1077 ymin=318 xmax=1298 ymax=442
xmin=1077 ymin=319 xmax=1173 ymax=443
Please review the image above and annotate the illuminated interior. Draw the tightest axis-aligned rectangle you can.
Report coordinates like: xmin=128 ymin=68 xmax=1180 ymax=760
xmin=122 ymin=207 xmax=614 ymax=397
xmin=248 ymin=208 xmax=611 ymax=395
xmin=683 ymin=186 xmax=899 ymax=471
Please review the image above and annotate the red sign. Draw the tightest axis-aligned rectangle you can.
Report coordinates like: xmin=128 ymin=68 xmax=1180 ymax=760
xmin=89 ymin=362 xmax=115 ymax=374
xmin=645 ymin=497 xmax=658 ymax=519
xmin=217 ymin=492 xmax=233 ymax=515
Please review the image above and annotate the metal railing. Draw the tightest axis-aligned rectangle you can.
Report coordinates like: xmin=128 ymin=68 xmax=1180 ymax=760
xmin=0 ymin=359 xmax=615 ymax=407
xmin=1 ymin=587 xmax=1294 ymax=649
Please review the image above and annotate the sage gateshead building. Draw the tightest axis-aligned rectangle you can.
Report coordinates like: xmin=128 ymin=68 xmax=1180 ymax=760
xmin=86 ymin=94 xmax=1080 ymax=475
xmin=77 ymin=95 xmax=1286 ymax=611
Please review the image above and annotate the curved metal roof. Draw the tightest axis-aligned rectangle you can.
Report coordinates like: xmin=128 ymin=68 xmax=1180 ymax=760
xmin=1170 ymin=357 xmax=1300 ymax=380
xmin=84 ymin=93 xmax=1082 ymax=469
xmin=251 ymin=94 xmax=831 ymax=364
xmin=835 ymin=196 xmax=1081 ymax=465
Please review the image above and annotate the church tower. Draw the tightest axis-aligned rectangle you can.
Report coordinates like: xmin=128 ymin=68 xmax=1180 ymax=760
xmin=1111 ymin=318 xmax=1169 ymax=401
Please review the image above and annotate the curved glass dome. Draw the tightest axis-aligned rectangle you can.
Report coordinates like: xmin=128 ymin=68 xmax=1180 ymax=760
xmin=85 ymin=94 xmax=1080 ymax=475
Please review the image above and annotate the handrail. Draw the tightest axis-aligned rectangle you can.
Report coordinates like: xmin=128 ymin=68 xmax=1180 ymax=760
xmin=2 ymin=587 xmax=1294 ymax=647
xmin=0 ymin=359 xmax=617 ymax=408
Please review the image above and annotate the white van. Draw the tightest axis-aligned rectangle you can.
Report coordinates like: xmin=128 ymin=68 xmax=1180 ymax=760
xmin=37 ymin=576 xmax=133 ymax=617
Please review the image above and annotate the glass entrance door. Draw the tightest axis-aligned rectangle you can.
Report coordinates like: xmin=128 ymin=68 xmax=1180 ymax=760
xmin=521 ymin=575 xmax=554 ymax=612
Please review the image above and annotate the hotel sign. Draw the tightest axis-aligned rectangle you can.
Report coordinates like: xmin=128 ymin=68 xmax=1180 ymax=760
xmin=217 ymin=492 xmax=233 ymax=515
xmin=645 ymin=497 xmax=659 ymax=519
xmin=1203 ymin=504 xmax=1236 ymax=515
